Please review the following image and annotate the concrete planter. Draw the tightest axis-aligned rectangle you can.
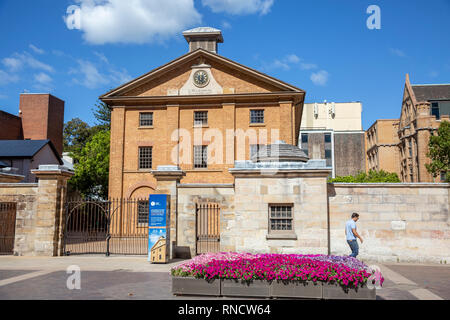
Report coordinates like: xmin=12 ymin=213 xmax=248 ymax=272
xmin=322 ymin=282 xmax=376 ymax=300
xmin=172 ymin=277 xmax=221 ymax=297
xmin=221 ymin=279 xmax=272 ymax=298
xmin=271 ymin=280 xmax=322 ymax=299
xmin=172 ymin=277 xmax=376 ymax=300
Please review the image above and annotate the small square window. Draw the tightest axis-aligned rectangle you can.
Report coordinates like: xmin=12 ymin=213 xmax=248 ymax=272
xmin=139 ymin=113 xmax=153 ymax=127
xmin=250 ymin=110 xmax=264 ymax=124
xmin=324 ymin=133 xmax=331 ymax=143
xmin=139 ymin=147 xmax=152 ymax=169
xmin=269 ymin=204 xmax=293 ymax=233
xmin=194 ymin=145 xmax=208 ymax=169
xmin=194 ymin=111 xmax=208 ymax=126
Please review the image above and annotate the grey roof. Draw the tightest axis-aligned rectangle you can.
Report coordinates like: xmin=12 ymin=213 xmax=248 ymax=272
xmin=183 ymin=27 xmax=222 ymax=34
xmin=252 ymin=141 xmax=309 ymax=163
xmin=183 ymin=26 xmax=224 ymax=42
xmin=412 ymin=84 xmax=450 ymax=101
xmin=0 ymin=140 xmax=63 ymax=164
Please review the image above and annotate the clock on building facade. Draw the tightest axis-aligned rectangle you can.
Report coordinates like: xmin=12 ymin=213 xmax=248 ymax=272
xmin=193 ymin=70 xmax=209 ymax=87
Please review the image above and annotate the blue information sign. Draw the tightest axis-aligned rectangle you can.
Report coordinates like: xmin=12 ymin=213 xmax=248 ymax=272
xmin=148 ymin=194 xmax=169 ymax=263
xmin=149 ymin=194 xmax=167 ymax=227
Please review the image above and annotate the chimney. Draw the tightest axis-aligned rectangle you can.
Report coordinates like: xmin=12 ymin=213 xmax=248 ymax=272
xmin=182 ymin=27 xmax=224 ymax=54
xmin=19 ymin=93 xmax=65 ymax=156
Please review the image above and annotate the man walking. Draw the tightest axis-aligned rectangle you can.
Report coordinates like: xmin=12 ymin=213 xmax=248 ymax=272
xmin=346 ymin=213 xmax=363 ymax=258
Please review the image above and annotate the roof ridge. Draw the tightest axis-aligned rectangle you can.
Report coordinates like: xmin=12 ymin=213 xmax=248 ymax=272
xmin=412 ymin=83 xmax=450 ymax=86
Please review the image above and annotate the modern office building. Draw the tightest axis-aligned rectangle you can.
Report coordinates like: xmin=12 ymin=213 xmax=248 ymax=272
xmin=299 ymin=101 xmax=366 ymax=178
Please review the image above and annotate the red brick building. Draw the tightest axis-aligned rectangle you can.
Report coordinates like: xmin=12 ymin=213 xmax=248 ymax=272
xmin=0 ymin=93 xmax=65 ymax=156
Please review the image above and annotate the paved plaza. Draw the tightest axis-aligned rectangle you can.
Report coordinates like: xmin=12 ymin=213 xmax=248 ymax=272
xmin=0 ymin=256 xmax=448 ymax=300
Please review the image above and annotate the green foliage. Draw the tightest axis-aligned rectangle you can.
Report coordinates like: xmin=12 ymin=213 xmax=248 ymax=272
xmin=329 ymin=170 xmax=401 ymax=183
xmin=69 ymin=130 xmax=110 ymax=199
xmin=65 ymin=100 xmax=112 ymax=198
xmin=425 ymin=121 xmax=450 ymax=182
xmin=63 ymin=118 xmax=92 ymax=156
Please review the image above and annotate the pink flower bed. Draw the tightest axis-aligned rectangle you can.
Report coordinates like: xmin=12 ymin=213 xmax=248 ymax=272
xmin=171 ymin=253 xmax=383 ymax=288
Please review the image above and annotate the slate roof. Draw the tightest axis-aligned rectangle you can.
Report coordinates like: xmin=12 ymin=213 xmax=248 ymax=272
xmin=412 ymin=84 xmax=450 ymax=101
xmin=252 ymin=141 xmax=309 ymax=163
xmin=0 ymin=140 xmax=63 ymax=164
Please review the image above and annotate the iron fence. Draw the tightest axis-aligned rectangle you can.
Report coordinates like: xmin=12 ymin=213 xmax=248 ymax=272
xmin=63 ymin=198 xmax=149 ymax=256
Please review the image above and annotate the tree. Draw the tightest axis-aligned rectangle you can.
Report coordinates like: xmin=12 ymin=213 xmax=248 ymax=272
xmin=69 ymin=130 xmax=110 ymax=199
xmin=426 ymin=121 xmax=450 ymax=182
xmin=92 ymin=100 xmax=111 ymax=130
xmin=329 ymin=170 xmax=401 ymax=183
xmin=63 ymin=118 xmax=92 ymax=156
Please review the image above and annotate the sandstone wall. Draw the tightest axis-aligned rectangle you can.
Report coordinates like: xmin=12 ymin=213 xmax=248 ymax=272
xmin=227 ymin=176 xmax=329 ymax=255
xmin=328 ymin=183 xmax=450 ymax=263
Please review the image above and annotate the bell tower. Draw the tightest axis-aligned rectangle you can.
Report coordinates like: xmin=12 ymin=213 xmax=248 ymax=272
xmin=183 ymin=27 xmax=224 ymax=54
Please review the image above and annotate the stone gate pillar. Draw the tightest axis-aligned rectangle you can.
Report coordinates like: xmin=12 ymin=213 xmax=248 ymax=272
xmin=152 ymin=166 xmax=185 ymax=260
xmin=31 ymin=165 xmax=73 ymax=256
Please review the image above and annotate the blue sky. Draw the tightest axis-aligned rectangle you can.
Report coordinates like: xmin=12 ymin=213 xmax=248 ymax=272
xmin=0 ymin=0 xmax=449 ymax=129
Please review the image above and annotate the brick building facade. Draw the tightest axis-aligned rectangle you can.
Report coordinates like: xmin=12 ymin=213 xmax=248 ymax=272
xmin=366 ymin=75 xmax=450 ymax=182
xmin=101 ymin=28 xmax=306 ymax=199
xmin=0 ymin=94 xmax=65 ymax=156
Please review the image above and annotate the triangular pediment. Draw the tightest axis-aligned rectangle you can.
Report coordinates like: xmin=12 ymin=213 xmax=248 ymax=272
xmin=100 ymin=49 xmax=304 ymax=100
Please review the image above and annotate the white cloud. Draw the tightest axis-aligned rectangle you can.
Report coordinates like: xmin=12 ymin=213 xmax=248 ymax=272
xmin=202 ymin=0 xmax=274 ymax=15
xmin=310 ymin=70 xmax=329 ymax=86
xmin=94 ymin=51 xmax=109 ymax=64
xmin=285 ymin=54 xmax=300 ymax=64
xmin=34 ymin=72 xmax=53 ymax=85
xmin=2 ymin=52 xmax=54 ymax=73
xmin=300 ymin=63 xmax=317 ymax=70
xmin=262 ymin=54 xmax=306 ymax=71
xmin=29 ymin=44 xmax=45 ymax=55
xmin=70 ymin=60 xmax=109 ymax=89
xmin=70 ymin=57 xmax=131 ymax=89
xmin=222 ymin=21 xmax=232 ymax=29
xmin=64 ymin=0 xmax=202 ymax=44
xmin=0 ymin=69 xmax=20 ymax=86
xmin=390 ymin=48 xmax=406 ymax=58
xmin=2 ymin=57 xmax=23 ymax=72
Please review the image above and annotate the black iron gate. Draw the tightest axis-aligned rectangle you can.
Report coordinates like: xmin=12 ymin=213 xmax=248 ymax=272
xmin=0 ymin=202 xmax=17 ymax=255
xmin=196 ymin=203 xmax=221 ymax=254
xmin=63 ymin=198 xmax=148 ymax=256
